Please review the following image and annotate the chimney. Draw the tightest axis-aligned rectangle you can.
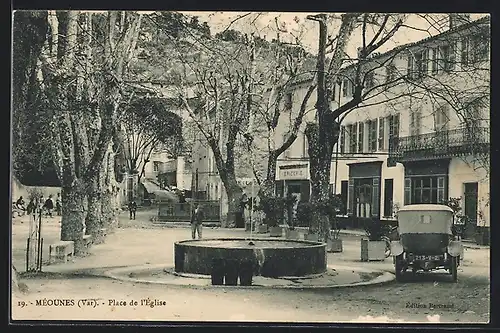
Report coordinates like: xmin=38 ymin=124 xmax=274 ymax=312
xmin=449 ymin=13 xmax=471 ymax=30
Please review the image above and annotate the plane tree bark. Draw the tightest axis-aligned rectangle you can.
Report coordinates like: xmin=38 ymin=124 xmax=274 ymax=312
xmin=37 ymin=11 xmax=142 ymax=252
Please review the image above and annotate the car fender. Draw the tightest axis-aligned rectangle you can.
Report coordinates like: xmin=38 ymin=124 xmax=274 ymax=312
xmin=447 ymin=240 xmax=463 ymax=257
xmin=390 ymin=241 xmax=404 ymax=256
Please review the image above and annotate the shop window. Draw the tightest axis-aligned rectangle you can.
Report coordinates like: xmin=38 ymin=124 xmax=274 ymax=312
xmin=408 ymin=176 xmax=446 ymax=204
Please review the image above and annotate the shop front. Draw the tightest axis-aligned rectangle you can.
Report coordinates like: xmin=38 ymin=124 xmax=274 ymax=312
xmin=347 ymin=161 xmax=383 ymax=228
xmin=275 ymin=164 xmax=310 ymax=202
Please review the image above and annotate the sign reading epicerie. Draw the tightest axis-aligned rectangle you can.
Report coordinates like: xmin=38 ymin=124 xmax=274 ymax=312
xmin=279 ymin=164 xmax=308 ymax=180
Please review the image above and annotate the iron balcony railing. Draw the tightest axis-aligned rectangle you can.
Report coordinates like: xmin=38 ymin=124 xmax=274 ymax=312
xmin=389 ymin=127 xmax=490 ymax=163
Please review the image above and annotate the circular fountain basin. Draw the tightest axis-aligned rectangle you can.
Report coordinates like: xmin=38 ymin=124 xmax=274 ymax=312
xmin=174 ymin=238 xmax=326 ymax=277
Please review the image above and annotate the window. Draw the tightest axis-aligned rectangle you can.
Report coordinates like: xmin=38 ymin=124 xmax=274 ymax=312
xmin=284 ymin=92 xmax=293 ymax=111
xmin=407 ymin=53 xmax=414 ymax=79
xmin=410 ymin=110 xmax=422 ymax=136
xmin=417 ymin=50 xmax=429 ymax=75
xmin=471 ymin=33 xmax=489 ymax=63
xmin=342 ymin=79 xmax=349 ymax=97
xmin=409 ymin=110 xmax=422 ymax=147
xmin=365 ymin=71 xmax=375 ymax=89
xmin=388 ymin=114 xmax=399 ymax=151
xmin=386 ymin=63 xmax=396 ymax=83
xmin=368 ymin=120 xmax=377 ymax=152
xmin=357 ymin=122 xmax=364 ymax=153
xmin=331 ymin=84 xmax=336 ymax=101
xmin=463 ymin=99 xmax=483 ymax=140
xmin=340 ymin=126 xmax=346 ymax=154
xmin=461 ymin=37 xmax=469 ymax=66
xmin=153 ymin=161 xmax=161 ymax=172
xmin=349 ymin=123 xmax=357 ymax=153
xmin=350 ymin=79 xmax=356 ymax=95
xmin=434 ymin=105 xmax=449 ymax=132
xmin=439 ymin=43 xmax=456 ymax=72
xmin=431 ymin=48 xmax=439 ymax=74
xmin=409 ymin=176 xmax=446 ymax=204
xmin=378 ymin=117 xmax=385 ymax=151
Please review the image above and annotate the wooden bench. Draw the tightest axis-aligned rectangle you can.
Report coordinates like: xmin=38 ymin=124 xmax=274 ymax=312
xmin=49 ymin=241 xmax=75 ymax=263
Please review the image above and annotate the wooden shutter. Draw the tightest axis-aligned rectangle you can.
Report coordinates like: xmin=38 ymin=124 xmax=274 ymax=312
xmin=378 ymin=117 xmax=385 ymax=150
xmin=340 ymin=126 xmax=345 ymax=154
xmin=404 ymin=178 xmax=411 ymax=205
xmin=407 ymin=53 xmax=414 ymax=78
xmin=347 ymin=178 xmax=354 ymax=215
xmin=371 ymin=177 xmax=380 ymax=217
xmin=437 ymin=176 xmax=445 ymax=203
xmin=358 ymin=122 xmax=364 ymax=153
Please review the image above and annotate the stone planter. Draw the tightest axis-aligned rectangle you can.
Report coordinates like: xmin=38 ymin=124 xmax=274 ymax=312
xmin=269 ymin=226 xmax=283 ymax=237
xmin=285 ymin=229 xmax=300 ymax=240
xmin=304 ymin=233 xmax=321 ymax=242
xmin=257 ymin=224 xmax=268 ymax=234
xmin=360 ymin=238 xmax=386 ymax=261
xmin=327 ymin=238 xmax=343 ymax=253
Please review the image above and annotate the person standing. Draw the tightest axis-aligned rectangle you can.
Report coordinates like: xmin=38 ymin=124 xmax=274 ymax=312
xmin=235 ymin=193 xmax=248 ymax=228
xmin=55 ymin=193 xmax=62 ymax=216
xmin=44 ymin=195 xmax=54 ymax=218
xmin=190 ymin=203 xmax=204 ymax=239
xmin=15 ymin=196 xmax=26 ymax=216
xmin=128 ymin=199 xmax=137 ymax=220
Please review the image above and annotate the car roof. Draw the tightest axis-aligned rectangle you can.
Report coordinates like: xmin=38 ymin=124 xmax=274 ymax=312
xmin=398 ymin=204 xmax=454 ymax=213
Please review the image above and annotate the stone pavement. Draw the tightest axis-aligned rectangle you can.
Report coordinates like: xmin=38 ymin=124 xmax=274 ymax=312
xmin=12 ymin=212 xmax=489 ymax=278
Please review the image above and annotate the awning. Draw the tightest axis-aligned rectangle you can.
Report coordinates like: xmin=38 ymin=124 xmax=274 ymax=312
xmin=141 ymin=179 xmax=178 ymax=202
xmin=141 ymin=179 xmax=162 ymax=193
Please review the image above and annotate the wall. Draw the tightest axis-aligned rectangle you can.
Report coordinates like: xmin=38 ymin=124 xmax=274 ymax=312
xmin=11 ymin=176 xmax=61 ymax=202
xmin=448 ymin=156 xmax=489 ymax=227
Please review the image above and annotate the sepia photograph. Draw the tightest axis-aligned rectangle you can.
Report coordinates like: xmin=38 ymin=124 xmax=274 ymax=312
xmin=10 ymin=10 xmax=490 ymax=324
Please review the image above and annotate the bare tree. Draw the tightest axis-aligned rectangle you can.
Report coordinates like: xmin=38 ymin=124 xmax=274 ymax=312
xmin=34 ymin=11 xmax=142 ymax=252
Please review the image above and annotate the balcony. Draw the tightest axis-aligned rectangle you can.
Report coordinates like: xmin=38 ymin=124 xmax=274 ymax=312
xmin=388 ymin=127 xmax=490 ymax=164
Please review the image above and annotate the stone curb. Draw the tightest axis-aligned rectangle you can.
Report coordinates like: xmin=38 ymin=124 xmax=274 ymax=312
xmin=102 ymin=263 xmax=395 ymax=290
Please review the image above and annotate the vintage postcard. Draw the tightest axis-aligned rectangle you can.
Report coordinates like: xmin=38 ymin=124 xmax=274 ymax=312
xmin=11 ymin=10 xmax=490 ymax=324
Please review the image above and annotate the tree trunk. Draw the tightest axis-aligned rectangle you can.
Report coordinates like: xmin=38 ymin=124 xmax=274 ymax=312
xmin=223 ymin=175 xmax=244 ymax=227
xmin=60 ymin=179 xmax=87 ymax=255
xmin=85 ymin=174 xmax=102 ymax=237
xmin=306 ymin=118 xmax=340 ymax=241
xmin=102 ymin=146 xmax=119 ymax=231
xmin=261 ymin=152 xmax=278 ymax=197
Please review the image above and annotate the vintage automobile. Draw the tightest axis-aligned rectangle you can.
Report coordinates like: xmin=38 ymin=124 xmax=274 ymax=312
xmin=390 ymin=204 xmax=463 ymax=282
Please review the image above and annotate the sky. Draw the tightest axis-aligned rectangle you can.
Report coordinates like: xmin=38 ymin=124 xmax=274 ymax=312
xmin=178 ymin=12 xmax=488 ymax=57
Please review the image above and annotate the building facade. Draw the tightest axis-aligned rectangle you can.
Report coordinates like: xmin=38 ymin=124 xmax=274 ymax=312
xmin=275 ymin=15 xmax=490 ymax=238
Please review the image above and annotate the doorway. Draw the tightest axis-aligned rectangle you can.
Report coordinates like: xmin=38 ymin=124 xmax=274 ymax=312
xmin=354 ymin=178 xmax=372 ymax=218
xmin=463 ymin=182 xmax=478 ymax=239
xmin=383 ymin=179 xmax=394 ymax=218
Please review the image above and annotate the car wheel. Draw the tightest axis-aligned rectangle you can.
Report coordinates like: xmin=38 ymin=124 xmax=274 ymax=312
xmin=395 ymin=255 xmax=405 ymax=282
xmin=450 ymin=256 xmax=458 ymax=283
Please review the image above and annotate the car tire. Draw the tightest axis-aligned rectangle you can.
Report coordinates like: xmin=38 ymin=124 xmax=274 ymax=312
xmin=450 ymin=256 xmax=458 ymax=283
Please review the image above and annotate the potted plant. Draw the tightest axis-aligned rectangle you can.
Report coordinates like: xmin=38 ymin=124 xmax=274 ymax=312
xmin=284 ymin=193 xmax=300 ymax=240
xmin=326 ymin=194 xmax=344 ymax=253
xmin=361 ymin=218 xmax=391 ymax=261
xmin=296 ymin=201 xmax=320 ymax=241
xmin=254 ymin=196 xmax=285 ymax=237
